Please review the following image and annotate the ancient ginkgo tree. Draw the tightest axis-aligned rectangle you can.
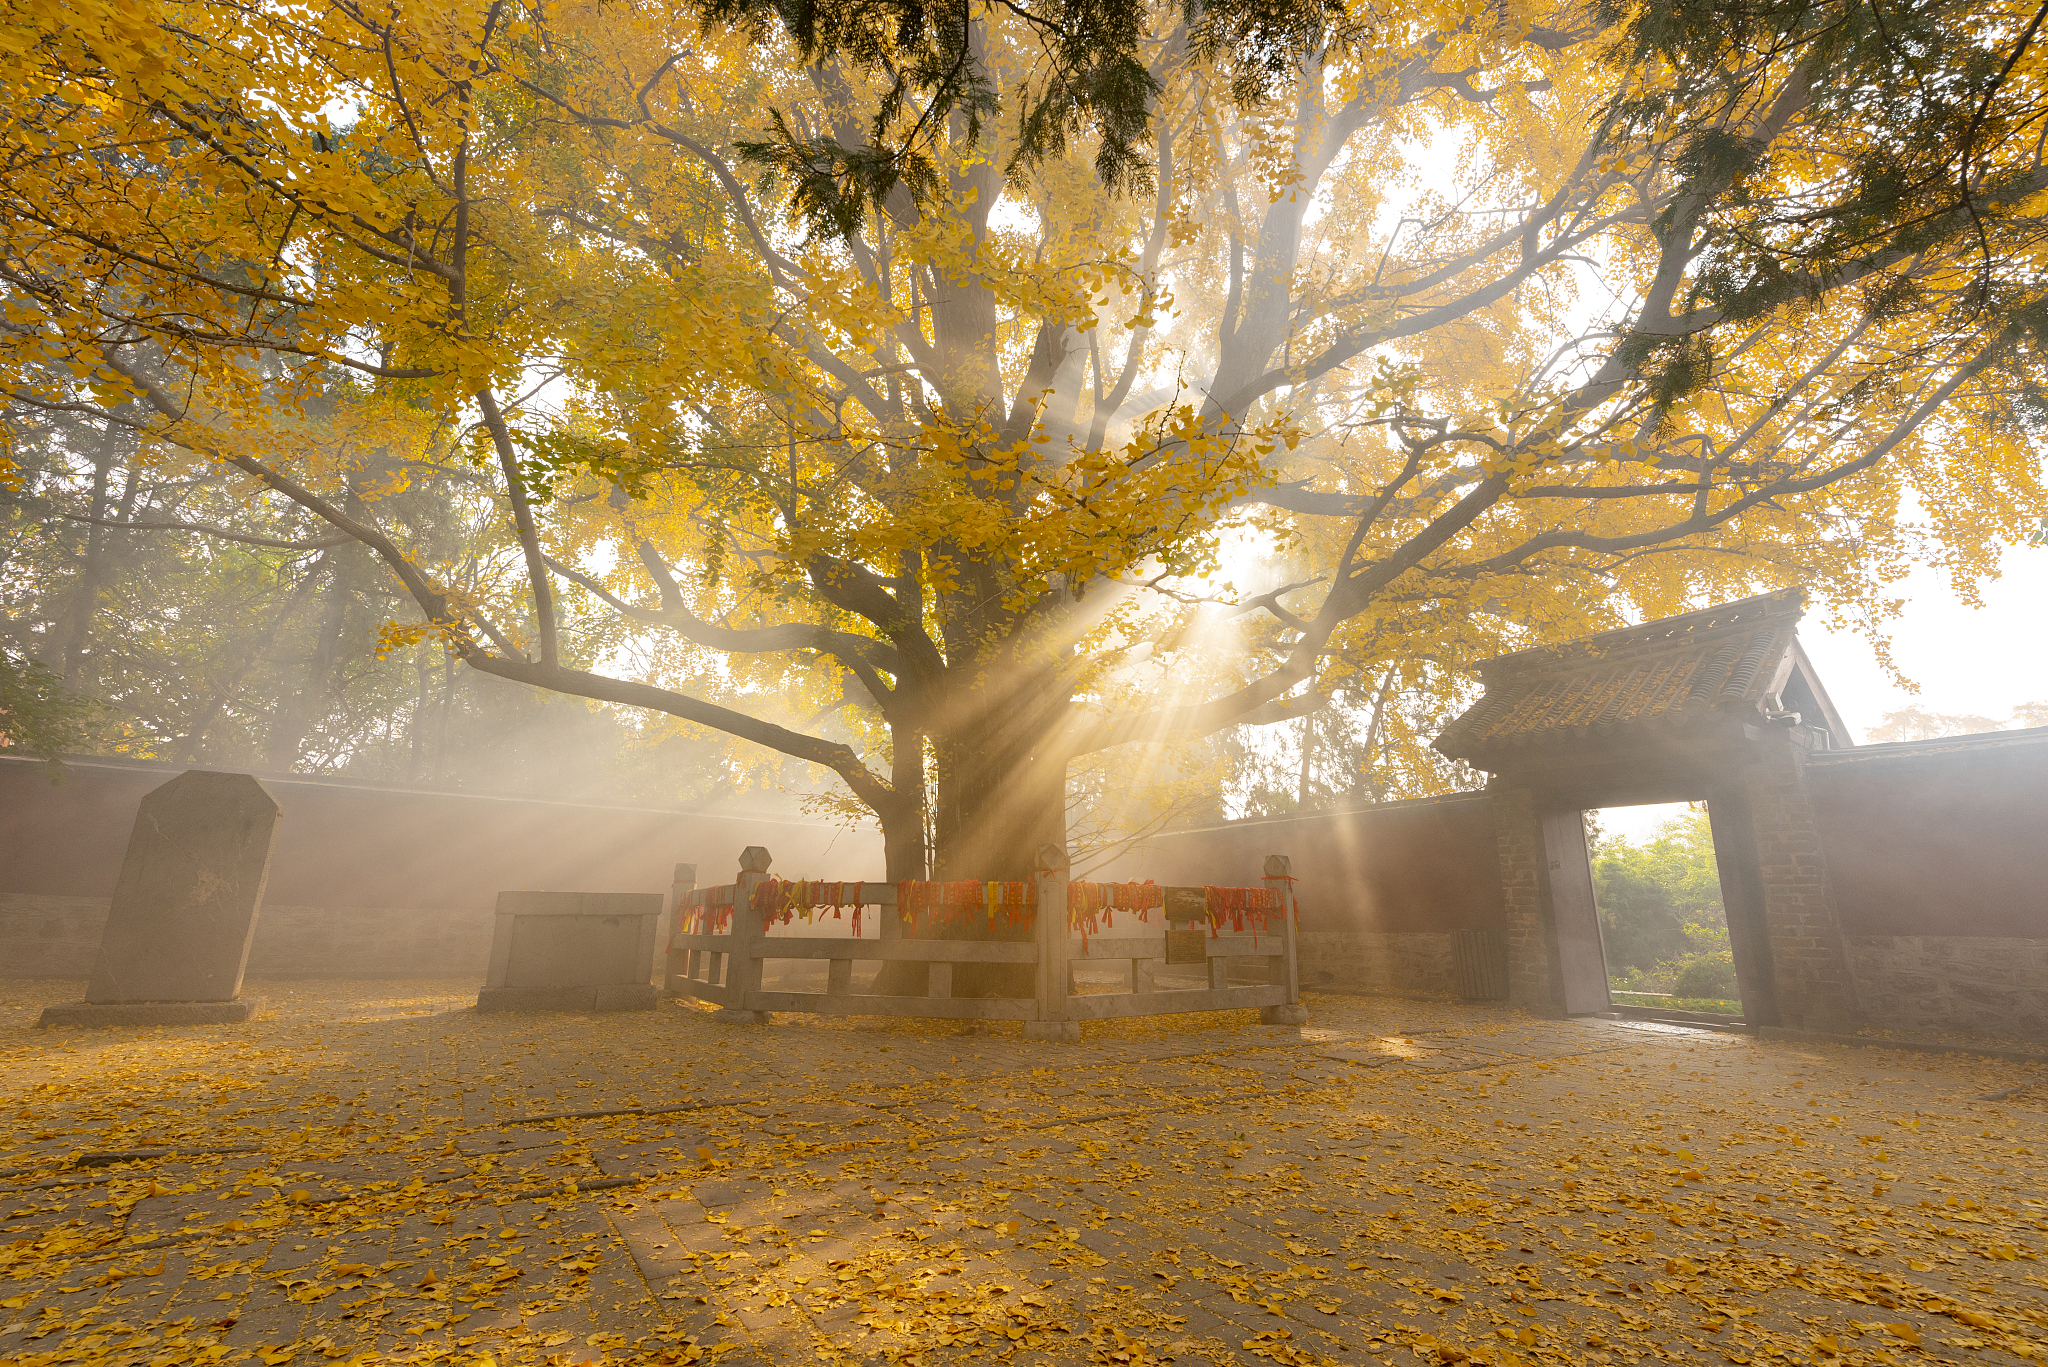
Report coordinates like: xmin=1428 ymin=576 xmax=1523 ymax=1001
xmin=5 ymin=0 xmax=2047 ymax=893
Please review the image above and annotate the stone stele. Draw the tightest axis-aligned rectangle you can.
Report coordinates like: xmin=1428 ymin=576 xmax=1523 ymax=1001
xmin=476 ymin=891 xmax=664 ymax=1013
xmin=38 ymin=771 xmax=281 ymax=1027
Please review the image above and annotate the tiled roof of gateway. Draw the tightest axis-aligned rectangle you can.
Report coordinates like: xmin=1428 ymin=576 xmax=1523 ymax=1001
xmin=1433 ymin=589 xmax=1806 ymax=761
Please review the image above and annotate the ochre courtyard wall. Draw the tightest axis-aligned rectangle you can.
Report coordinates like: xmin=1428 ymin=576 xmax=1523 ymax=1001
xmin=1103 ymin=735 xmax=2046 ymax=1037
xmin=9 ymin=735 xmax=2041 ymax=1036
xmin=0 ymin=756 xmax=882 ymax=979
xmin=1096 ymin=795 xmax=1507 ymax=999
xmin=1803 ymin=728 xmax=2048 ymax=1041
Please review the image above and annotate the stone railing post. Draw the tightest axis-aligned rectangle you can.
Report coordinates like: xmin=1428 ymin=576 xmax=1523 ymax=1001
xmin=716 ymin=846 xmax=771 ymax=1024
xmin=663 ymin=861 xmax=696 ymax=996
xmin=1025 ymin=844 xmax=1079 ymax=1042
xmin=1260 ymin=854 xmax=1309 ymax=1026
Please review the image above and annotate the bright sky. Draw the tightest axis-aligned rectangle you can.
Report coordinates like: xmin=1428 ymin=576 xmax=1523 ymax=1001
xmin=1596 ymin=800 xmax=1697 ymax=845
xmin=1799 ymin=544 xmax=2048 ymax=740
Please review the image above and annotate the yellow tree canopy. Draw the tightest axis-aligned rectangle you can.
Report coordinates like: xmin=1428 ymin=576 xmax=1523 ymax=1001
xmin=4 ymin=0 xmax=2046 ymax=876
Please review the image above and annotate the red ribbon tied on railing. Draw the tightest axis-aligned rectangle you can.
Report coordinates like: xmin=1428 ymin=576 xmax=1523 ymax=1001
xmin=893 ymin=881 xmax=1031 ymax=937
xmin=1063 ymin=880 xmax=1160 ymax=949
xmin=751 ymin=879 xmax=867 ymax=937
xmin=1204 ymin=885 xmax=1285 ymax=942
xmin=684 ymin=902 xmax=732 ymax=935
xmin=722 ymin=874 xmax=1280 ymax=949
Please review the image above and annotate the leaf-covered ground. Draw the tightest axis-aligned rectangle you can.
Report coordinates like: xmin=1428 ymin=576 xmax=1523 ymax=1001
xmin=1 ymin=982 xmax=2042 ymax=1367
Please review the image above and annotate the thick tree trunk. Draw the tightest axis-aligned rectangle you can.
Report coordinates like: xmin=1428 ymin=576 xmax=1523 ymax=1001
xmin=869 ymin=727 xmax=1068 ymax=998
xmin=880 ymin=731 xmax=928 ymax=883
xmin=930 ymin=742 xmax=1067 ymax=882
xmin=812 ymin=728 xmax=927 ymax=996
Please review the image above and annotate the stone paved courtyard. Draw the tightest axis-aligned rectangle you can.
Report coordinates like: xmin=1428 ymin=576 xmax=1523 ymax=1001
xmin=1 ymin=982 xmax=2043 ymax=1367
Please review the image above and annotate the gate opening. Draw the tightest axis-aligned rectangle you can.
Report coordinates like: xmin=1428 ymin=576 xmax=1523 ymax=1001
xmin=1587 ymin=801 xmax=1743 ymax=1020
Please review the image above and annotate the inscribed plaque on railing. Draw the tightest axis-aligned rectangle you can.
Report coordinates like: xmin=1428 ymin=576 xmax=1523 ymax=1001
xmin=1164 ymin=886 xmax=1208 ymax=923
xmin=1165 ymin=927 xmax=1208 ymax=965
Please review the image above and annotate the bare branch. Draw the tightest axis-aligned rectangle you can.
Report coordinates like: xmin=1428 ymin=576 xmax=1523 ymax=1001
xmin=545 ymin=551 xmax=907 ymax=685
xmin=1222 ymin=577 xmax=1323 ymax=632
xmin=467 ymin=654 xmax=898 ymax=813
xmin=473 ymin=388 xmax=556 ymax=666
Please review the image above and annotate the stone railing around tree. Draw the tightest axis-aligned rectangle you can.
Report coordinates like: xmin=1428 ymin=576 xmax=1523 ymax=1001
xmin=663 ymin=845 xmax=1306 ymax=1041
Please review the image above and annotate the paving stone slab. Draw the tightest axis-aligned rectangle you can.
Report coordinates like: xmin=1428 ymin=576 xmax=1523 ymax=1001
xmin=456 ymin=1130 xmax=563 ymax=1158
xmin=691 ymin=1179 xmax=766 ymax=1208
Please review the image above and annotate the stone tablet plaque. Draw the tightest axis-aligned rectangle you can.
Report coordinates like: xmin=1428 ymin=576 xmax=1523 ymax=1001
xmin=1164 ymin=885 xmax=1208 ymax=964
xmin=84 ymin=771 xmax=281 ymax=1005
xmin=1165 ymin=927 xmax=1209 ymax=965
